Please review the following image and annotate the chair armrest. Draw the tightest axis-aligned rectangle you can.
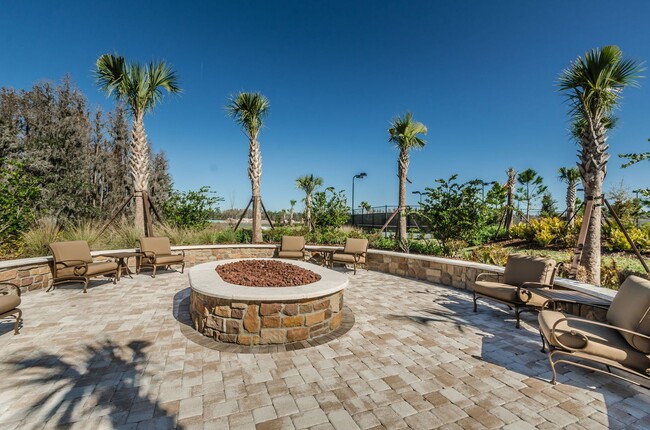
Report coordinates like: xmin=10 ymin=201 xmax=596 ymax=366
xmin=173 ymin=250 xmax=185 ymax=258
xmin=475 ymin=272 xmax=502 ymax=282
xmin=56 ymin=259 xmax=88 ymax=268
xmin=55 ymin=259 xmax=89 ymax=276
xmin=550 ymin=316 xmax=650 ymax=352
xmin=142 ymin=251 xmax=157 ymax=262
xmin=0 ymin=282 xmax=21 ymax=297
xmin=518 ymin=282 xmax=552 ymax=303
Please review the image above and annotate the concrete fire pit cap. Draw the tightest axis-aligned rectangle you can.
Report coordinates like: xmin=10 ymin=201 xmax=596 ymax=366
xmin=189 ymin=258 xmax=349 ymax=301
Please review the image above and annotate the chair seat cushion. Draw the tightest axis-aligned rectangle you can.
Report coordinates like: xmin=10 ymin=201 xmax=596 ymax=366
xmin=0 ymin=295 xmax=20 ymax=314
xmin=278 ymin=251 xmax=304 ymax=259
xmin=154 ymin=254 xmax=185 ymax=265
xmin=85 ymin=261 xmax=119 ymax=276
xmin=56 ymin=261 xmax=118 ymax=277
xmin=539 ymin=310 xmax=650 ymax=374
xmin=473 ymin=281 xmax=547 ymax=307
xmin=331 ymin=253 xmax=366 ymax=264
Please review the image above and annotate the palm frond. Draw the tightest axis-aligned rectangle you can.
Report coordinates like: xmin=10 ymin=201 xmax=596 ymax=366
xmin=226 ymin=92 xmax=270 ymax=139
xmin=388 ymin=112 xmax=428 ymax=151
xmin=95 ymin=54 xmax=180 ymax=117
xmin=95 ymin=54 xmax=127 ymax=98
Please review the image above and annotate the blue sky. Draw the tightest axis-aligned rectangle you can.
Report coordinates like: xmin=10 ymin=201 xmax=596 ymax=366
xmin=1 ymin=1 xmax=649 ymax=212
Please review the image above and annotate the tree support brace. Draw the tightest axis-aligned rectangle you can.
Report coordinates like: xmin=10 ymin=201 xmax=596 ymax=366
xmin=233 ymin=196 xmax=275 ymax=231
xmin=569 ymin=195 xmax=649 ymax=279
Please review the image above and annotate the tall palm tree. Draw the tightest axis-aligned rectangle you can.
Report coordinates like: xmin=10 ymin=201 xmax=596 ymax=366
xmin=388 ymin=112 xmax=428 ymax=241
xmin=558 ymin=167 xmax=581 ymax=227
xmin=288 ymin=199 xmax=297 ymax=226
xmin=296 ymin=174 xmax=323 ymax=231
xmin=95 ymin=54 xmax=181 ymax=233
xmin=559 ymin=45 xmax=643 ymax=284
xmin=226 ymin=92 xmax=270 ymax=243
xmin=504 ymin=168 xmax=517 ymax=233
xmin=95 ymin=54 xmax=180 ymax=235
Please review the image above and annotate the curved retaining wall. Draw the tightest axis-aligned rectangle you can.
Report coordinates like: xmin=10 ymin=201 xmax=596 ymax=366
xmin=0 ymin=244 xmax=614 ymax=320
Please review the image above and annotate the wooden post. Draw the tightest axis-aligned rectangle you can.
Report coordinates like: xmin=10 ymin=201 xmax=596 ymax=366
xmin=603 ymin=198 xmax=650 ymax=274
xmin=377 ymin=208 xmax=400 ymax=236
xmin=260 ymin=198 xmax=275 ymax=230
xmin=142 ymin=190 xmax=153 ymax=237
xmin=234 ymin=198 xmax=253 ymax=231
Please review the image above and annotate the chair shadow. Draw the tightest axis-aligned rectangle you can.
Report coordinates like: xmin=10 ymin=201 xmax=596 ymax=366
xmin=5 ymin=339 xmax=181 ymax=429
xmin=390 ymin=285 xmax=649 ymax=428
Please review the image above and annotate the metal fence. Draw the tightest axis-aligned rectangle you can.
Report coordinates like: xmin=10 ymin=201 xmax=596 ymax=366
xmin=350 ymin=206 xmax=425 ymax=231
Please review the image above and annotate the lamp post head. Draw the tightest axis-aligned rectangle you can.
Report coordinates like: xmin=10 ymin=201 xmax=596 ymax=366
xmin=354 ymin=172 xmax=367 ymax=179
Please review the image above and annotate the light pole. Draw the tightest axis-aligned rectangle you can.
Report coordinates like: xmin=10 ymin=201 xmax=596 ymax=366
xmin=352 ymin=172 xmax=367 ymax=225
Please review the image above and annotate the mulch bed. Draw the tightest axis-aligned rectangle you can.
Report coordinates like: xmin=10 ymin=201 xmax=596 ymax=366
xmin=216 ymin=259 xmax=321 ymax=287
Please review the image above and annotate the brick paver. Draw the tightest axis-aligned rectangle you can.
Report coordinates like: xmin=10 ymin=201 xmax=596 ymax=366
xmin=0 ymin=267 xmax=648 ymax=429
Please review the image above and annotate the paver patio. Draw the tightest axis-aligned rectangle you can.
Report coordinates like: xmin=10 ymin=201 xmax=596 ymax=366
xmin=0 ymin=268 xmax=648 ymax=429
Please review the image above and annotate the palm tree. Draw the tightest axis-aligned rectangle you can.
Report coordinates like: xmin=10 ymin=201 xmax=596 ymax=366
xmin=288 ymin=199 xmax=297 ymax=226
xmin=558 ymin=167 xmax=581 ymax=227
xmin=95 ymin=54 xmax=180 ymax=235
xmin=516 ymin=168 xmax=547 ymax=220
xmin=388 ymin=112 xmax=427 ymax=241
xmin=296 ymin=174 xmax=323 ymax=231
xmin=226 ymin=92 xmax=270 ymax=243
xmin=504 ymin=168 xmax=517 ymax=233
xmin=559 ymin=45 xmax=643 ymax=284
xmin=360 ymin=201 xmax=372 ymax=214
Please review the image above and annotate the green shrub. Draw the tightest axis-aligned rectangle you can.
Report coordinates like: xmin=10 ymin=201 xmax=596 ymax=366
xmin=605 ymin=225 xmax=649 ymax=252
xmin=0 ymin=160 xmax=40 ymax=250
xmin=20 ymin=218 xmax=61 ymax=257
xmin=106 ymin=222 xmax=141 ymax=249
xmin=162 ymin=186 xmax=222 ymax=229
xmin=61 ymin=221 xmax=103 ymax=247
xmin=465 ymin=245 xmax=510 ymax=266
xmin=510 ymin=217 xmax=571 ymax=247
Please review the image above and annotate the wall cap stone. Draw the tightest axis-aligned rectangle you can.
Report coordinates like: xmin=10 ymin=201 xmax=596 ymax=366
xmin=190 ymin=258 xmax=348 ymax=301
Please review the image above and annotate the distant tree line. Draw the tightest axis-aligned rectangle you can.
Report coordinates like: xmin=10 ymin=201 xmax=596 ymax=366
xmin=0 ymin=77 xmax=172 ymax=244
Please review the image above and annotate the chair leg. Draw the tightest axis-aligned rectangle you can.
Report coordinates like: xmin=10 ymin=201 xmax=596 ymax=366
xmin=83 ymin=279 xmax=88 ymax=294
xmin=14 ymin=309 xmax=22 ymax=335
xmin=549 ymin=351 xmax=558 ymax=385
xmin=152 ymin=265 xmax=156 ymax=278
xmin=181 ymin=263 xmax=185 ymax=274
xmin=515 ymin=307 xmax=521 ymax=329
xmin=539 ymin=330 xmax=546 ymax=353
xmin=353 ymin=262 xmax=357 ymax=275
xmin=473 ymin=292 xmax=478 ymax=312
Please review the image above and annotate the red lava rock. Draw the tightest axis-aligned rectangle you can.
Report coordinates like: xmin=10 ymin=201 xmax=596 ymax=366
xmin=216 ymin=260 xmax=321 ymax=287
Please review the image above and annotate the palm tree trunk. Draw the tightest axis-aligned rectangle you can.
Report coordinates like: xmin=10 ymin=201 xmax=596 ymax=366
xmin=578 ymin=123 xmax=608 ymax=285
xmin=131 ymin=113 xmax=149 ymax=236
xmin=306 ymin=194 xmax=312 ymax=231
xmin=566 ymin=182 xmax=576 ymax=227
xmin=289 ymin=207 xmax=294 ymax=226
xmin=505 ymin=168 xmax=516 ymax=232
xmin=398 ymin=149 xmax=409 ymax=241
xmin=248 ymin=137 xmax=263 ymax=243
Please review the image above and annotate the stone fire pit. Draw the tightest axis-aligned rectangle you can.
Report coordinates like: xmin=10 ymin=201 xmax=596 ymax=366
xmin=189 ymin=259 xmax=348 ymax=346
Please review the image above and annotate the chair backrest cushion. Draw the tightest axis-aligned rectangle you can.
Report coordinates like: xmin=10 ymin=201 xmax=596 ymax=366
xmin=140 ymin=237 xmax=172 ymax=255
xmin=281 ymin=236 xmax=305 ymax=252
xmin=49 ymin=241 xmax=93 ymax=264
xmin=503 ymin=254 xmax=556 ymax=287
xmin=343 ymin=238 xmax=369 ymax=255
xmin=607 ymin=275 xmax=650 ymax=353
